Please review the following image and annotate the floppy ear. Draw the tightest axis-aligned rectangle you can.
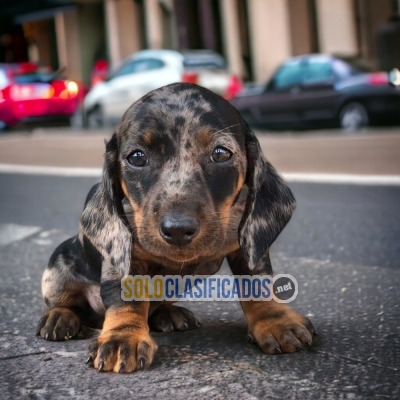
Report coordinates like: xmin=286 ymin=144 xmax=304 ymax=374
xmin=80 ymin=133 xmax=131 ymax=274
xmin=239 ymin=130 xmax=296 ymax=270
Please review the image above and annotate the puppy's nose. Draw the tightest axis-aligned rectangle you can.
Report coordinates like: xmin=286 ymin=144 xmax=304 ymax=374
xmin=159 ymin=216 xmax=199 ymax=246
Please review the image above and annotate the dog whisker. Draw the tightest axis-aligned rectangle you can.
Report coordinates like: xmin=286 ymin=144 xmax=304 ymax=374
xmin=211 ymin=122 xmax=248 ymax=137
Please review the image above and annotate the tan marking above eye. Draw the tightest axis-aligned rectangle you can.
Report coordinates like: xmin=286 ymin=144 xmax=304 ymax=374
xmin=141 ymin=132 xmax=153 ymax=145
xmin=193 ymin=128 xmax=216 ymax=147
xmin=185 ymin=128 xmax=239 ymax=158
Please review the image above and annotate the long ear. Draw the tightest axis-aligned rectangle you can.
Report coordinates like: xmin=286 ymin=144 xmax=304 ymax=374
xmin=239 ymin=130 xmax=296 ymax=270
xmin=80 ymin=133 xmax=131 ymax=274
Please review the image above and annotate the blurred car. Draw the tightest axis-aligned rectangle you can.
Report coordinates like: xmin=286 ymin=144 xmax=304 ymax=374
xmin=0 ymin=62 xmax=85 ymax=129
xmin=82 ymin=49 xmax=242 ymax=127
xmin=230 ymin=54 xmax=400 ymax=130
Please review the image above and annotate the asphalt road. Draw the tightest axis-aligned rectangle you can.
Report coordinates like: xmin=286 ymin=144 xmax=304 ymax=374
xmin=0 ymin=173 xmax=399 ymax=399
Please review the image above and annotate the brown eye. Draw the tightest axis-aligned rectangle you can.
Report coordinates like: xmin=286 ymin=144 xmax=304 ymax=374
xmin=127 ymin=150 xmax=147 ymax=167
xmin=211 ymin=146 xmax=232 ymax=163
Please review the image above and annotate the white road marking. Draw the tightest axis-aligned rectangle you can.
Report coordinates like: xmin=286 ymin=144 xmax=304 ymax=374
xmin=0 ymin=163 xmax=400 ymax=186
xmin=32 ymin=238 xmax=53 ymax=246
xmin=53 ymin=351 xmax=86 ymax=358
xmin=282 ymin=173 xmax=400 ymax=186
xmin=0 ymin=223 xmax=41 ymax=246
xmin=0 ymin=163 xmax=102 ymax=177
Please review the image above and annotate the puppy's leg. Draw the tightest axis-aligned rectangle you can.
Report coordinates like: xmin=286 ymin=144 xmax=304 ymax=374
xmin=37 ymin=236 xmax=104 ymax=341
xmin=87 ymin=302 xmax=157 ymax=373
xmin=149 ymin=303 xmax=200 ymax=332
xmin=228 ymin=250 xmax=317 ymax=354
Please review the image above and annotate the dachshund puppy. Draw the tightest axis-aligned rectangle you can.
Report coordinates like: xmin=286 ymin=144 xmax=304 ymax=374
xmin=37 ymin=83 xmax=315 ymax=373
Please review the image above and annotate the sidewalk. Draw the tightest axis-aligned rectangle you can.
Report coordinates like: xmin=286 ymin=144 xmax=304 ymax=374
xmin=0 ymin=127 xmax=399 ymax=175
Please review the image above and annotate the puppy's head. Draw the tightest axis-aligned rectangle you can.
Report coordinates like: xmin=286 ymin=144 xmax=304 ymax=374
xmin=81 ymin=83 xmax=295 ymax=272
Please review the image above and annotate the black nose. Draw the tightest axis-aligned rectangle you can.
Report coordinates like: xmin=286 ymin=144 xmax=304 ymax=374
xmin=159 ymin=216 xmax=199 ymax=246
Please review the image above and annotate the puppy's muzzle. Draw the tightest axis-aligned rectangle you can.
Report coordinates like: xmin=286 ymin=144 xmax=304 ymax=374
xmin=159 ymin=214 xmax=199 ymax=246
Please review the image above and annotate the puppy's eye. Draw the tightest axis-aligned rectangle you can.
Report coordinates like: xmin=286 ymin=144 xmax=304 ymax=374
xmin=211 ymin=146 xmax=232 ymax=163
xmin=127 ymin=150 xmax=147 ymax=167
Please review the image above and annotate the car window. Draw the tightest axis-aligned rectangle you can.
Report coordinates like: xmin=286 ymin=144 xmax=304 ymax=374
xmin=273 ymin=61 xmax=305 ymax=89
xmin=13 ymin=72 xmax=54 ymax=84
xmin=183 ymin=54 xmax=226 ymax=69
xmin=273 ymin=60 xmax=333 ymax=89
xmin=108 ymin=58 xmax=165 ymax=80
xmin=0 ymin=69 xmax=9 ymax=88
xmin=304 ymin=60 xmax=333 ymax=84
xmin=332 ymin=59 xmax=354 ymax=78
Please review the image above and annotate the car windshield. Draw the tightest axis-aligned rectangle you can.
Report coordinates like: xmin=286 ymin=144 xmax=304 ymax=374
xmin=13 ymin=72 xmax=55 ymax=84
xmin=273 ymin=59 xmax=333 ymax=89
xmin=0 ymin=69 xmax=8 ymax=88
xmin=183 ymin=53 xmax=226 ymax=69
xmin=107 ymin=58 xmax=165 ymax=81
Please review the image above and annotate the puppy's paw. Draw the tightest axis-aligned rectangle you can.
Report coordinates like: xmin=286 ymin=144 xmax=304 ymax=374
xmin=36 ymin=307 xmax=81 ymax=341
xmin=249 ymin=309 xmax=316 ymax=354
xmin=87 ymin=327 xmax=158 ymax=373
xmin=149 ymin=305 xmax=200 ymax=332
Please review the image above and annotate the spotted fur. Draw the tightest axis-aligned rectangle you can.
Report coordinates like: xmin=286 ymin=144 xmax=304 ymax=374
xmin=36 ymin=83 xmax=314 ymax=372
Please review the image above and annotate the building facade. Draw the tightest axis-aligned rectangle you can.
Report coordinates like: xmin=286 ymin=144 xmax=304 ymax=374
xmin=1 ymin=0 xmax=399 ymax=86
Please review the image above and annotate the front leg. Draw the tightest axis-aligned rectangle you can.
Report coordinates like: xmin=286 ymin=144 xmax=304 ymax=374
xmin=87 ymin=302 xmax=157 ymax=373
xmin=228 ymin=250 xmax=316 ymax=354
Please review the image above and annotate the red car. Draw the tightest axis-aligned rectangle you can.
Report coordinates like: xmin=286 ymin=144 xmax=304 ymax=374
xmin=0 ymin=62 xmax=85 ymax=129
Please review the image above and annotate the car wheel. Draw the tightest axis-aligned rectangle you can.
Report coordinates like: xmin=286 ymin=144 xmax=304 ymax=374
xmin=70 ymin=106 xmax=84 ymax=128
xmin=339 ymin=102 xmax=369 ymax=131
xmin=87 ymin=106 xmax=104 ymax=129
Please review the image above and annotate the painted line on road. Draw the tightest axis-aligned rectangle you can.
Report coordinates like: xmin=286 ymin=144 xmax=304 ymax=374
xmin=0 ymin=163 xmax=102 ymax=177
xmin=0 ymin=223 xmax=41 ymax=246
xmin=1 ymin=163 xmax=400 ymax=186
xmin=283 ymin=173 xmax=400 ymax=186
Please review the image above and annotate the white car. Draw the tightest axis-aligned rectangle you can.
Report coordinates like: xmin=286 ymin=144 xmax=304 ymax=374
xmin=82 ymin=49 xmax=241 ymax=127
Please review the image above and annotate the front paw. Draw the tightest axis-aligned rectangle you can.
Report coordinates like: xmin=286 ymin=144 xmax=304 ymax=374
xmin=87 ymin=327 xmax=158 ymax=373
xmin=149 ymin=305 xmax=200 ymax=332
xmin=36 ymin=307 xmax=81 ymax=341
xmin=249 ymin=309 xmax=316 ymax=354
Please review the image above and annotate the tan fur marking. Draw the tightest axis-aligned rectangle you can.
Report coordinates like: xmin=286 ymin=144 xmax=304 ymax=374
xmin=242 ymin=300 xmax=313 ymax=354
xmin=141 ymin=131 xmax=153 ymax=145
xmin=121 ymin=180 xmax=144 ymax=233
xmin=102 ymin=303 xmax=149 ymax=332
xmin=196 ymin=128 xmax=214 ymax=147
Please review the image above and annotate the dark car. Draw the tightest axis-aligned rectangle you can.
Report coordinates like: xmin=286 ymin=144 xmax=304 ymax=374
xmin=230 ymin=54 xmax=400 ymax=130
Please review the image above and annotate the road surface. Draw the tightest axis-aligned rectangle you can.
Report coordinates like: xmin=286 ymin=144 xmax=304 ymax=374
xmin=0 ymin=127 xmax=399 ymax=399
xmin=0 ymin=173 xmax=399 ymax=399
